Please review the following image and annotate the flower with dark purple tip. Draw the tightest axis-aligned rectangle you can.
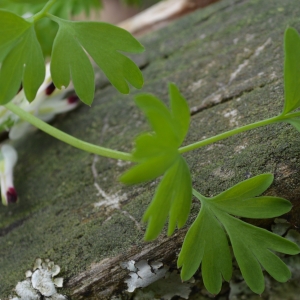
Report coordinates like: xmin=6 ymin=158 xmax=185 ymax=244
xmin=0 ymin=144 xmax=18 ymax=205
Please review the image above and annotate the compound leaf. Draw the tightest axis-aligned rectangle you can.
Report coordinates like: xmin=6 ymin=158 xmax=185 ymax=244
xmin=50 ymin=18 xmax=144 ymax=105
xmin=178 ymin=174 xmax=300 ymax=295
xmin=283 ymin=27 xmax=300 ymax=114
xmin=120 ymin=84 xmax=190 ymax=185
xmin=121 ymin=84 xmax=192 ymax=240
xmin=0 ymin=11 xmax=45 ymax=104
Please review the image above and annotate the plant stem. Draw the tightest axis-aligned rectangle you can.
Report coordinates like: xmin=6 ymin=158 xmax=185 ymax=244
xmin=179 ymin=115 xmax=283 ymax=154
xmin=6 ymin=99 xmax=300 ymax=162
xmin=31 ymin=0 xmax=58 ymax=22
xmin=5 ymin=102 xmax=134 ymax=162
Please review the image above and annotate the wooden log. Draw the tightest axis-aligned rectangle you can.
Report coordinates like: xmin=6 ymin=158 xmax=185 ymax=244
xmin=1 ymin=0 xmax=300 ymax=299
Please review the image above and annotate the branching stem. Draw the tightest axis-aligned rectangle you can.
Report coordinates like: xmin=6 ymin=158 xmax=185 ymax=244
xmin=5 ymin=101 xmax=300 ymax=162
xmin=31 ymin=0 xmax=58 ymax=22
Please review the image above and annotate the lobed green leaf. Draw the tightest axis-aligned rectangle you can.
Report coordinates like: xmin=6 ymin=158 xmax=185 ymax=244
xmin=0 ymin=12 xmax=45 ymax=104
xmin=218 ymin=213 xmax=299 ymax=293
xmin=121 ymin=84 xmax=191 ymax=239
xmin=283 ymin=27 xmax=300 ymax=114
xmin=51 ymin=25 xmax=95 ymax=105
xmin=135 ymin=94 xmax=180 ymax=145
xmin=121 ymin=84 xmax=191 ymax=185
xmin=50 ymin=18 xmax=144 ymax=105
xmin=179 ymin=174 xmax=300 ymax=294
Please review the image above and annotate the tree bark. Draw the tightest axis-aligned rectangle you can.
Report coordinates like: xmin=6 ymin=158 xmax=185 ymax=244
xmin=1 ymin=0 xmax=300 ymax=299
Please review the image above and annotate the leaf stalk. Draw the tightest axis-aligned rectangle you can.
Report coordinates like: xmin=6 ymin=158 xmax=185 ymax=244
xmin=178 ymin=114 xmax=285 ymax=154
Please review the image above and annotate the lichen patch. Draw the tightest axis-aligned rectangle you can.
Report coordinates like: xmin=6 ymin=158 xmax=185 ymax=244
xmin=9 ymin=258 xmax=66 ymax=300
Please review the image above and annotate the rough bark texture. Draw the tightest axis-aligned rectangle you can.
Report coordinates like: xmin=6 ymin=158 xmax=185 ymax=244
xmin=1 ymin=0 xmax=300 ymax=299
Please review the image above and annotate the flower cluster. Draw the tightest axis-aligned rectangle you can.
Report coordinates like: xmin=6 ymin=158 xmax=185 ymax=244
xmin=0 ymin=63 xmax=79 ymax=141
xmin=10 ymin=258 xmax=66 ymax=300
xmin=0 ymin=63 xmax=79 ymax=206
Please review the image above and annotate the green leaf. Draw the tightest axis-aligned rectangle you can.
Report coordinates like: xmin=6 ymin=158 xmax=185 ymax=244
xmin=143 ymin=156 xmax=192 ymax=240
xmin=0 ymin=11 xmax=45 ymax=104
xmin=3 ymin=0 xmax=102 ymax=17
xmin=134 ymin=94 xmax=181 ymax=147
xmin=121 ymin=85 xmax=192 ymax=240
xmin=0 ymin=9 xmax=31 ymax=61
xmin=213 ymin=196 xmax=292 ymax=218
xmin=120 ymin=85 xmax=190 ymax=185
xmin=178 ymin=174 xmax=300 ymax=295
xmin=212 ymin=174 xmax=291 ymax=218
xmin=218 ymin=213 xmax=298 ymax=293
xmin=51 ymin=25 xmax=95 ymax=105
xmin=213 ymin=173 xmax=273 ymax=202
xmin=50 ymin=17 xmax=144 ymax=104
xmin=120 ymin=149 xmax=178 ymax=185
xmin=283 ymin=27 xmax=300 ymax=114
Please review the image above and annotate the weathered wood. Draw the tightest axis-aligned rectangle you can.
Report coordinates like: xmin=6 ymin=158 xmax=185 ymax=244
xmin=1 ymin=0 xmax=300 ymax=299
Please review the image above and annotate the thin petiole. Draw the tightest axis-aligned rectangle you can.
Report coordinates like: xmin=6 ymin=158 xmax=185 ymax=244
xmin=179 ymin=115 xmax=283 ymax=154
xmin=5 ymin=102 xmax=135 ymax=162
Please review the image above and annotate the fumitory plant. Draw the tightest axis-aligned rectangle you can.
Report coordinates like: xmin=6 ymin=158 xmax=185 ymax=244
xmin=1 ymin=0 xmax=300 ymax=295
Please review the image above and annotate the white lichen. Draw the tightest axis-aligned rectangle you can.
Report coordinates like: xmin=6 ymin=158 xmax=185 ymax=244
xmin=122 ymin=260 xmax=168 ymax=292
xmin=122 ymin=260 xmax=192 ymax=299
xmin=10 ymin=258 xmax=67 ymax=300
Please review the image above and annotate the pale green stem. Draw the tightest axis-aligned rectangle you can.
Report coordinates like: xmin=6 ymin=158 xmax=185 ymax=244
xmin=30 ymin=0 xmax=58 ymax=22
xmin=5 ymin=102 xmax=134 ymax=162
xmin=5 ymin=100 xmax=300 ymax=162
xmin=179 ymin=111 xmax=300 ymax=154
xmin=179 ymin=115 xmax=282 ymax=154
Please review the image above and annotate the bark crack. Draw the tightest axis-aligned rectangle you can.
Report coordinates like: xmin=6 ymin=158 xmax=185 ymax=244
xmin=190 ymin=37 xmax=276 ymax=116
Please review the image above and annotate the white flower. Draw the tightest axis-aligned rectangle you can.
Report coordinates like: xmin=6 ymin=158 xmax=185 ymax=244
xmin=0 ymin=144 xmax=18 ymax=205
xmin=0 ymin=63 xmax=80 ymax=141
